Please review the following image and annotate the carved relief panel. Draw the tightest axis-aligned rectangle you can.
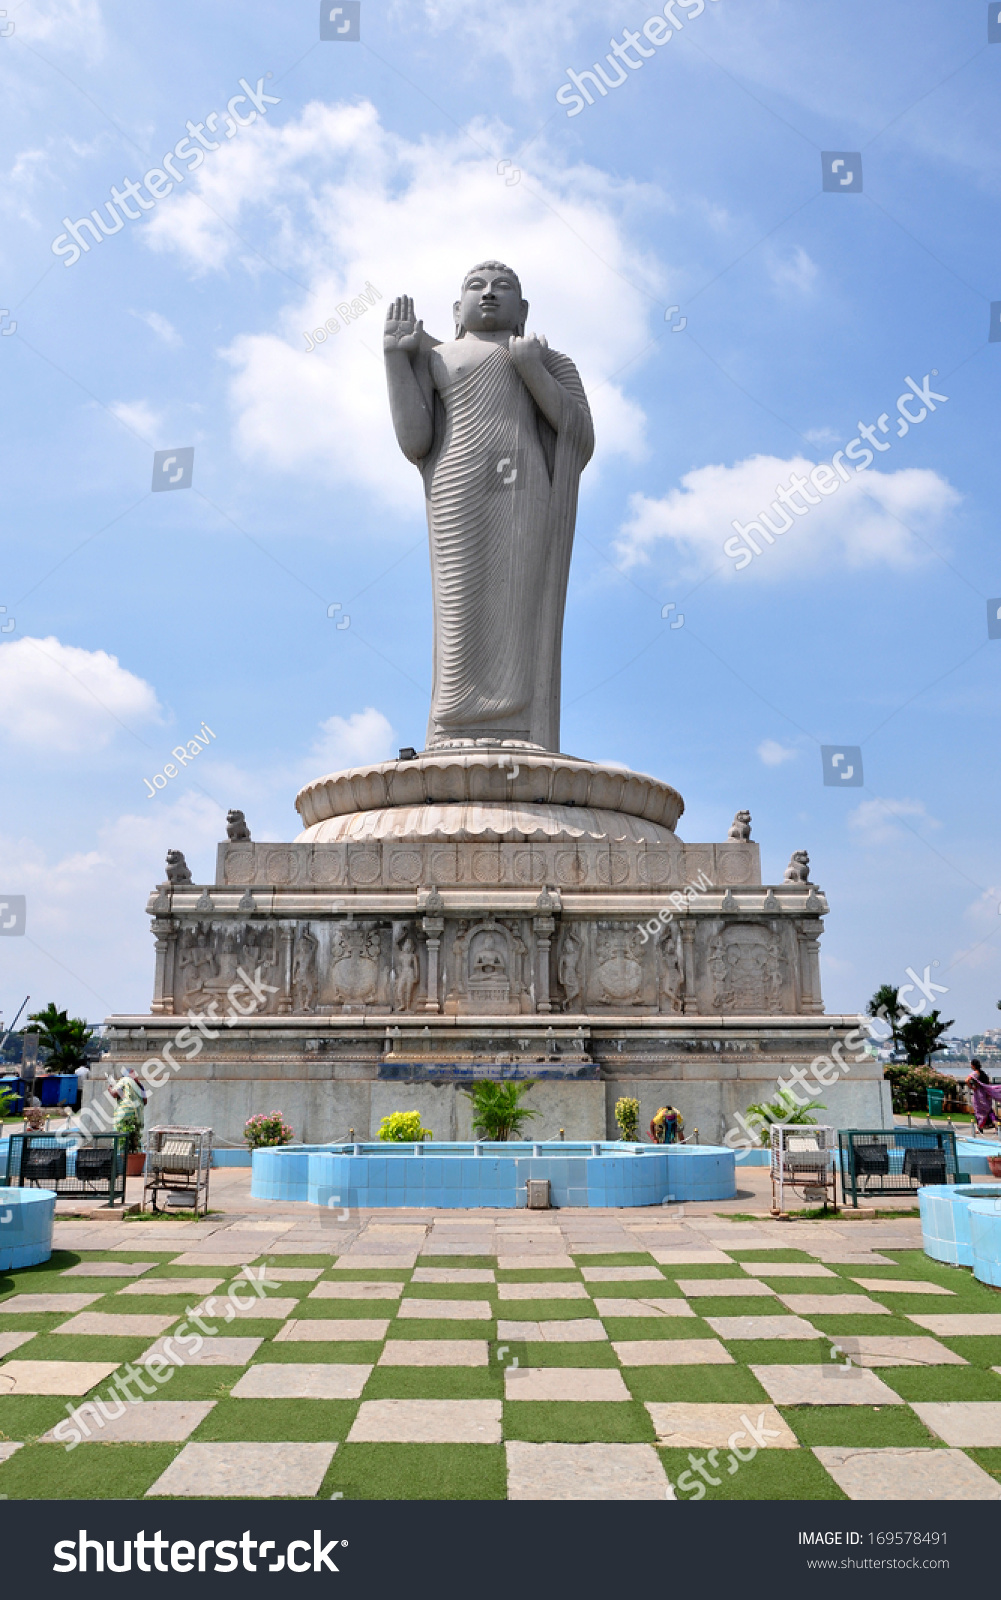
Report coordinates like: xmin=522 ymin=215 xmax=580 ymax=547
xmin=443 ymin=918 xmax=533 ymax=1016
xmin=704 ymin=920 xmax=792 ymax=1015
xmin=174 ymin=921 xmax=280 ymax=1013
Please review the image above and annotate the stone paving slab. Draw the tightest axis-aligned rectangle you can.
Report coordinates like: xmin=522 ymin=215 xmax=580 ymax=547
xmin=61 ymin=1262 xmax=155 ymax=1278
xmin=348 ymin=1399 xmax=501 ymax=1443
xmin=751 ymin=1364 xmax=905 ymax=1406
xmin=908 ymin=1314 xmax=1001 ymax=1335
xmin=0 ymin=1360 xmax=121 ymax=1395
xmin=308 ymin=1281 xmax=403 ymax=1300
xmin=0 ymin=1442 xmax=23 ymax=1464
xmin=39 ymin=1400 xmax=216 ymax=1443
xmin=705 ymin=1316 xmax=820 ymax=1341
xmin=378 ymin=1340 xmax=489 ymax=1367
xmin=740 ymin=1263 xmax=836 ymax=1278
xmin=397 ymin=1299 xmax=492 ymax=1319
xmin=188 ymin=1296 xmax=299 ymax=1320
xmin=579 ymin=1267 xmax=664 ymax=1282
xmin=851 ymin=1278 xmax=954 ymax=1296
xmin=146 ymin=1441 xmax=338 ymax=1498
xmin=496 ymin=1283 xmax=588 ymax=1301
xmin=612 ymin=1339 xmax=734 ymax=1366
xmin=496 ymin=1256 xmax=574 ymax=1272
xmin=274 ymin=1319 xmax=389 ymax=1342
xmin=806 ymin=1252 xmax=895 ymax=1265
xmin=257 ymin=1267 xmax=324 ymax=1281
xmin=1 ymin=1293 xmax=102 ymax=1314
xmin=677 ymin=1279 xmax=775 ymax=1298
xmin=813 ymin=1446 xmax=1001 ymax=1501
xmin=118 ymin=1278 xmax=223 ymax=1297
xmin=645 ymin=1402 xmax=798 ymax=1448
xmin=651 ymin=1250 xmax=732 ymax=1265
xmin=330 ymin=1255 xmax=419 ymax=1270
xmin=411 ymin=1268 xmax=495 ymax=1284
xmin=53 ymin=1312 xmax=180 ymax=1338
xmin=505 ymin=1367 xmax=631 ymax=1402
xmin=594 ymin=1297 xmax=696 ymax=1319
xmin=497 ymin=1320 xmax=608 ymax=1343
xmin=0 ymin=1331 xmax=37 ymax=1358
xmin=169 ymin=1253 xmax=264 ymax=1267
xmin=778 ymin=1294 xmax=890 ymax=1316
xmin=911 ymin=1402 xmax=1001 ymax=1446
xmin=231 ymin=1364 xmax=371 ymax=1399
xmin=832 ymin=1336 xmax=967 ymax=1368
xmin=138 ymin=1336 xmax=263 ymax=1366
xmin=506 ymin=1441 xmax=670 ymax=1500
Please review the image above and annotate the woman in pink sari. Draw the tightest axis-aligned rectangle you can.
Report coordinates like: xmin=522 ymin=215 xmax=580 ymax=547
xmin=967 ymin=1060 xmax=1001 ymax=1131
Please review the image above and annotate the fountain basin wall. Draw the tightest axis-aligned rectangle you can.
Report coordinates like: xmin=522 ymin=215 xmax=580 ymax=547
xmin=0 ymin=1185 xmax=56 ymax=1271
xmin=969 ymin=1201 xmax=1001 ymax=1288
xmin=919 ymin=1183 xmax=1001 ymax=1268
xmin=251 ymin=1141 xmax=735 ymax=1209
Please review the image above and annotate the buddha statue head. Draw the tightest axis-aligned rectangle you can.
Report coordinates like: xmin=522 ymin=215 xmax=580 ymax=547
xmin=454 ymin=261 xmax=528 ymax=338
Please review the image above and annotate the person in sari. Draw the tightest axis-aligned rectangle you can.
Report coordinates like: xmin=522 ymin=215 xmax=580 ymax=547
xmin=966 ymin=1059 xmax=1001 ymax=1132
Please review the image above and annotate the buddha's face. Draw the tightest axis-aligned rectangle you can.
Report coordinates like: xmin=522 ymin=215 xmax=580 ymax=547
xmin=456 ymin=268 xmax=527 ymax=335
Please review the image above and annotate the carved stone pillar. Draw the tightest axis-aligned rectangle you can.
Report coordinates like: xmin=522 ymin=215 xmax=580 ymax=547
xmin=422 ymin=916 xmax=445 ymax=1013
xmin=150 ymin=917 xmax=177 ymax=1015
xmin=796 ymin=919 xmax=824 ymax=1014
xmin=533 ymin=913 xmax=555 ymax=1013
xmin=278 ymin=925 xmax=294 ymax=1014
xmin=680 ymin=918 xmax=698 ymax=1014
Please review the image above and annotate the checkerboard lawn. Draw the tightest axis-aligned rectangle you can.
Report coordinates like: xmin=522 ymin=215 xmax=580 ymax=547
xmin=2 ymin=1245 xmax=1000 ymax=1500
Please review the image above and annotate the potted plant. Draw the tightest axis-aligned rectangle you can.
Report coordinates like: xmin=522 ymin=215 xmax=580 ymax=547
xmin=462 ymin=1079 xmax=540 ymax=1142
xmin=614 ymin=1096 xmax=639 ymax=1142
xmin=378 ymin=1111 xmax=433 ymax=1142
xmin=987 ymin=1153 xmax=1001 ymax=1179
xmin=244 ymin=1111 xmax=295 ymax=1149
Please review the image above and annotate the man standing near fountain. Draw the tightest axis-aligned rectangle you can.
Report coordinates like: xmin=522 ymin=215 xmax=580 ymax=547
xmin=384 ymin=262 xmax=594 ymax=754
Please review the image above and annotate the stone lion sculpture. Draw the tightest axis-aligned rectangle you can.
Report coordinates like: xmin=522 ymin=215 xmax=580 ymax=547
xmin=783 ymin=850 xmax=811 ymax=884
xmin=165 ymin=849 xmax=192 ymax=884
xmin=728 ymin=810 xmax=752 ymax=842
xmin=226 ymin=809 xmax=251 ymax=842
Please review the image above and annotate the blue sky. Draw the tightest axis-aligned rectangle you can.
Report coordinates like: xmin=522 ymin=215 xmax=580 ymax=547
xmin=0 ymin=0 xmax=998 ymax=1033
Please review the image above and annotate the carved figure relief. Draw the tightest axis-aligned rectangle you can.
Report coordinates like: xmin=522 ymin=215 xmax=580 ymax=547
xmin=174 ymin=922 xmax=278 ymax=1011
xmin=393 ymin=930 xmax=421 ymax=1012
xmin=330 ymin=925 xmax=381 ymax=1005
xmin=784 ymin=850 xmax=810 ymax=884
xmin=557 ymin=928 xmax=583 ymax=1011
xmin=227 ymin=809 xmax=251 ymax=841
xmin=292 ymin=927 xmax=319 ymax=1013
xmin=658 ymin=924 xmax=685 ymax=1013
xmin=708 ymin=922 xmax=787 ymax=1015
xmin=728 ymin=810 xmax=752 ymax=842
xmin=165 ymin=849 xmax=192 ymax=884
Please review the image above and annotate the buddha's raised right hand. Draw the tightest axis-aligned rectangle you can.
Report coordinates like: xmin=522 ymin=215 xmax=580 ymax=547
xmin=384 ymin=295 xmax=424 ymax=354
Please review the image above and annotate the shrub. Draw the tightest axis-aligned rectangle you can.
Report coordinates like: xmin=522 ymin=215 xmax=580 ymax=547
xmin=462 ymin=1080 xmax=540 ymax=1142
xmin=614 ymin=1096 xmax=640 ymax=1141
xmin=743 ymin=1089 xmax=826 ymax=1146
xmin=378 ymin=1110 xmax=433 ymax=1142
xmin=244 ymin=1111 xmax=294 ymax=1148
xmin=883 ymin=1064 xmax=964 ymax=1114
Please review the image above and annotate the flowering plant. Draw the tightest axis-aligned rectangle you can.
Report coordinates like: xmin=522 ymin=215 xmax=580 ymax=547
xmin=378 ymin=1110 xmax=433 ymax=1142
xmin=615 ymin=1096 xmax=640 ymax=1141
xmin=244 ymin=1110 xmax=294 ymax=1148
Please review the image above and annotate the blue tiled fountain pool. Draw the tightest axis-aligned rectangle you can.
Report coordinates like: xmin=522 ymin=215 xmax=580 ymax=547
xmin=250 ymin=1140 xmax=735 ymax=1210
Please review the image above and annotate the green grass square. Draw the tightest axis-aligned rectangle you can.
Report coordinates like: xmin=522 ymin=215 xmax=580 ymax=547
xmin=939 ymin=1335 xmax=1001 ymax=1368
xmin=18 ymin=1333 xmax=153 ymax=1364
xmin=660 ymin=1444 xmax=846 ymax=1500
xmin=601 ymin=1317 xmax=712 ymax=1343
xmin=624 ymin=1366 xmax=769 ymax=1404
xmin=400 ymin=1281 xmax=493 ymax=1301
xmin=0 ymin=1441 xmax=182 ymax=1499
xmin=571 ymin=1253 xmax=654 ymax=1267
xmin=0 ymin=1395 xmax=76 ymax=1443
xmin=655 ymin=1264 xmax=742 ymax=1280
xmin=964 ymin=1447 xmax=1001 ymax=1484
xmin=294 ymin=1299 xmax=395 ymax=1320
xmin=127 ymin=1366 xmax=247 ymax=1400
xmin=256 ymin=1340 xmax=384 ymax=1365
xmin=321 ymin=1267 xmax=411 ymax=1282
xmin=728 ymin=1249 xmax=815 ymax=1263
xmin=803 ymin=1314 xmax=916 ymax=1338
xmin=191 ymin=1397 xmax=359 ymax=1442
xmin=723 ymin=1339 xmax=829 ymax=1366
xmin=683 ymin=1296 xmax=785 ymax=1319
xmin=518 ymin=1342 xmax=619 ymax=1368
xmin=498 ymin=1299 xmax=597 ymax=1322
xmin=386 ymin=1320 xmax=492 ymax=1341
xmin=587 ymin=1280 xmax=685 ymax=1299
xmin=503 ymin=1400 xmax=655 ymax=1443
xmin=362 ymin=1366 xmax=502 ymax=1400
xmin=328 ymin=1442 xmax=506 ymax=1500
xmin=878 ymin=1365 xmax=1001 ymax=1402
xmin=416 ymin=1256 xmax=494 ymax=1271
xmin=781 ymin=1404 xmax=943 ymax=1447
xmin=494 ymin=1268 xmax=581 ymax=1282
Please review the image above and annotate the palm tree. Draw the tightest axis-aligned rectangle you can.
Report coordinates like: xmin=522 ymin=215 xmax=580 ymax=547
xmin=867 ymin=984 xmax=904 ymax=1055
xmin=900 ymin=1009 xmax=954 ymax=1067
xmin=27 ymin=1004 xmax=93 ymax=1071
xmin=463 ymin=1080 xmax=540 ymax=1142
xmin=743 ymin=1089 xmax=826 ymax=1146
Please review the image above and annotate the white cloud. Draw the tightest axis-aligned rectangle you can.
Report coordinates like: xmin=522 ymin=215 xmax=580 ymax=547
xmin=616 ymin=454 xmax=961 ymax=579
xmin=141 ymin=99 xmax=664 ymax=505
xmin=13 ymin=0 xmax=106 ymax=62
xmin=309 ymin=707 xmax=397 ymax=774
xmin=764 ymin=244 xmax=818 ymax=294
xmin=0 ymin=636 xmax=161 ymax=753
xmin=132 ymin=311 xmax=180 ymax=346
xmin=758 ymin=739 xmax=797 ymax=766
xmin=847 ymin=796 xmax=940 ymax=848
xmin=946 ymin=888 xmax=1001 ymax=975
xmin=108 ymin=400 xmax=161 ymax=440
